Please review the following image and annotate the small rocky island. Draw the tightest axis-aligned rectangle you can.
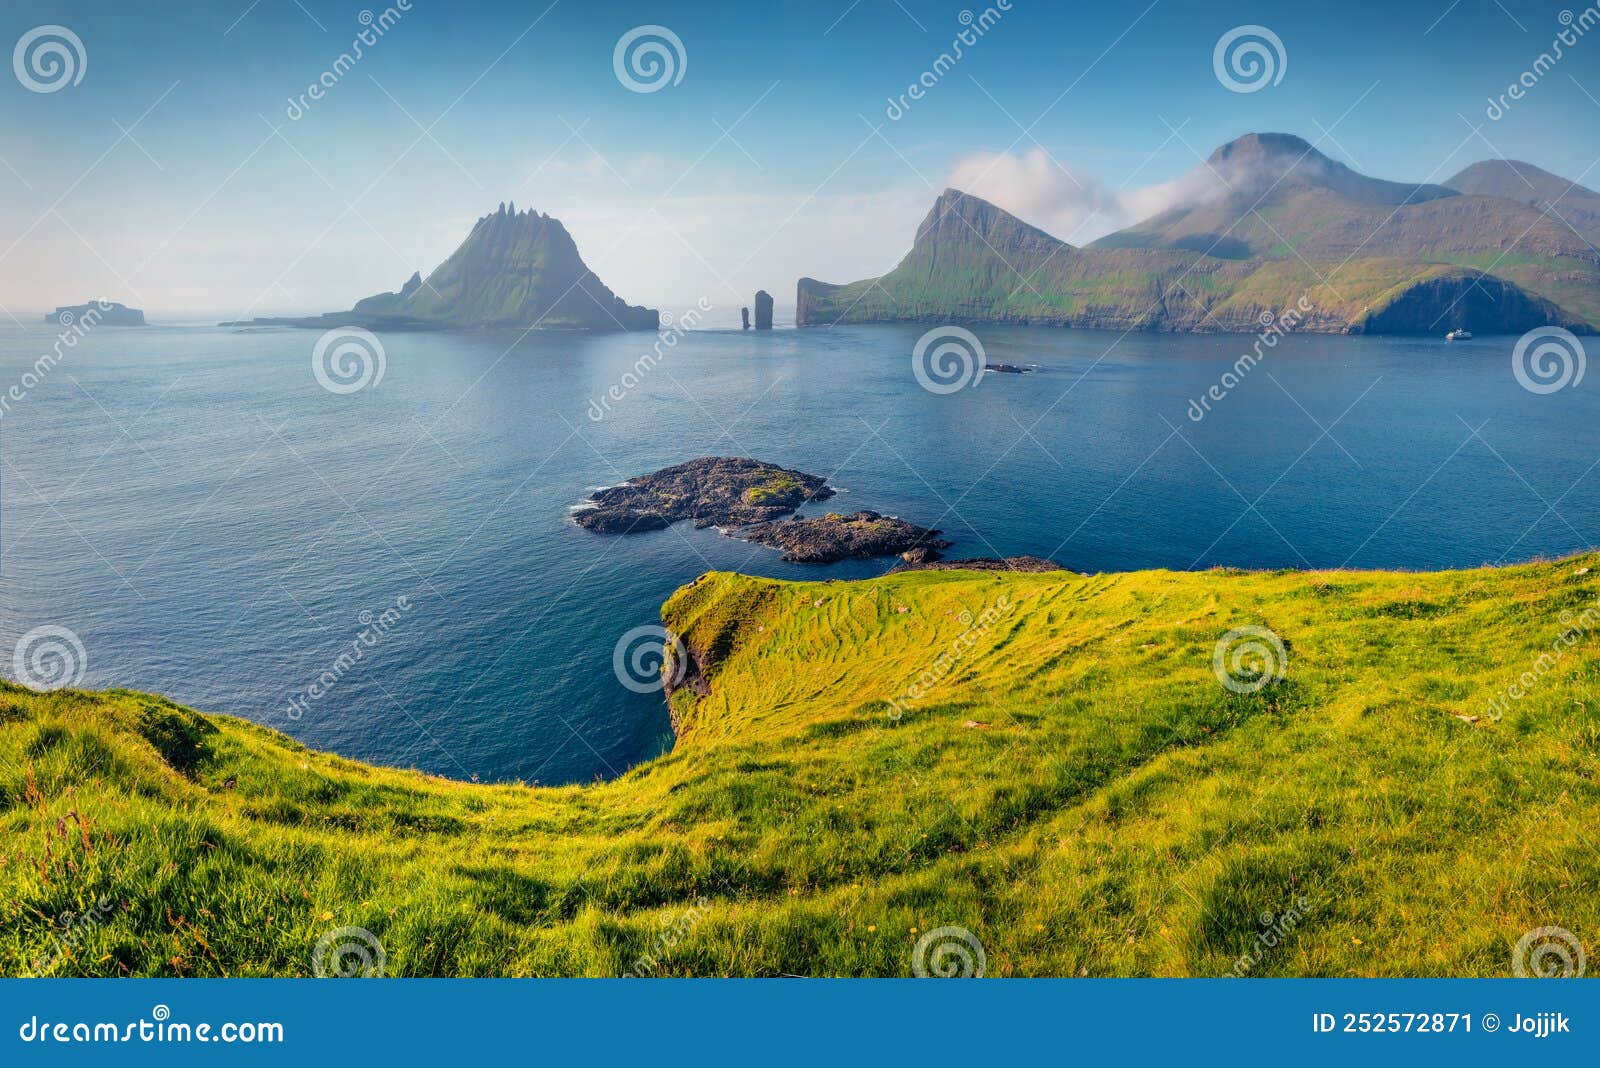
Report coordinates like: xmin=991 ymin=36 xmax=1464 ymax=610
xmin=49 ymin=301 xmax=144 ymax=326
xmin=742 ymin=510 xmax=950 ymax=564
xmin=573 ymin=457 xmax=951 ymax=563
xmin=574 ymin=457 xmax=834 ymax=533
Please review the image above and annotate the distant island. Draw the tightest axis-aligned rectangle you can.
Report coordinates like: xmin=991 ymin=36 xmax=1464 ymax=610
xmin=222 ymin=203 xmax=657 ymax=332
xmin=799 ymin=133 xmax=1598 ymax=335
xmin=48 ymin=301 xmax=144 ymax=326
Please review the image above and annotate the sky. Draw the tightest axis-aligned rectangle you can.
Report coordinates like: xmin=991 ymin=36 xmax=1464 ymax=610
xmin=0 ymin=0 xmax=1597 ymax=321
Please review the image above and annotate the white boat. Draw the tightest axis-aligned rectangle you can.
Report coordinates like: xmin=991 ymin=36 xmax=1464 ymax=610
xmin=1445 ymin=329 xmax=1472 ymax=340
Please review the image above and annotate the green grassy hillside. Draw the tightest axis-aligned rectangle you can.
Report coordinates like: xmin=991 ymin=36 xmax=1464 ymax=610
xmin=6 ymin=556 xmax=1600 ymax=976
xmin=798 ymin=189 xmax=1592 ymax=334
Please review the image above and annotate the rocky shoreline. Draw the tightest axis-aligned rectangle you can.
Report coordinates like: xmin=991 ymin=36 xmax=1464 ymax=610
xmin=573 ymin=457 xmax=955 ymax=564
xmin=573 ymin=457 xmax=833 ymax=533
xmin=741 ymin=510 xmax=951 ymax=564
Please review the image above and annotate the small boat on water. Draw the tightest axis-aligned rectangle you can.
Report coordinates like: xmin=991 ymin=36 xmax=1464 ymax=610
xmin=1446 ymin=329 xmax=1472 ymax=341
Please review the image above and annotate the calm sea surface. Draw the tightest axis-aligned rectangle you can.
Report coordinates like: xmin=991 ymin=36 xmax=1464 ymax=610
xmin=2 ymin=321 xmax=1596 ymax=783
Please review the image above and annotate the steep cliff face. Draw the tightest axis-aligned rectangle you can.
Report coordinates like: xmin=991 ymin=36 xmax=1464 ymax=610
xmin=1354 ymin=270 xmax=1579 ymax=334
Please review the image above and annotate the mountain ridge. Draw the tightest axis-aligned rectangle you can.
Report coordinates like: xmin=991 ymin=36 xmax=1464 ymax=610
xmin=800 ymin=133 xmax=1599 ymax=333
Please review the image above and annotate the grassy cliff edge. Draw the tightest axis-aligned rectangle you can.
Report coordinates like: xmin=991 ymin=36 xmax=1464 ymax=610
xmin=5 ymin=556 xmax=1600 ymax=976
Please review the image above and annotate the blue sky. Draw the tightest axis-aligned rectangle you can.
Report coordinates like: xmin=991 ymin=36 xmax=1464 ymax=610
xmin=1 ymin=0 xmax=1596 ymax=318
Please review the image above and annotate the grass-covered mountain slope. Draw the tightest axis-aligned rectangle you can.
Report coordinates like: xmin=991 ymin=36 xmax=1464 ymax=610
xmin=797 ymin=188 xmax=1587 ymax=334
xmin=1447 ymin=159 xmax=1600 ymax=246
xmin=7 ymin=555 xmax=1600 ymax=976
xmin=802 ymin=133 xmax=1599 ymax=332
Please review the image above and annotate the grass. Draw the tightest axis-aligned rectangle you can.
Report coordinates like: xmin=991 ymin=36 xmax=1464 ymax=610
xmin=5 ymin=555 xmax=1600 ymax=977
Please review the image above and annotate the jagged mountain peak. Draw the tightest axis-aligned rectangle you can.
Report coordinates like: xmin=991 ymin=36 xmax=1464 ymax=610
xmin=913 ymin=188 xmax=1069 ymax=255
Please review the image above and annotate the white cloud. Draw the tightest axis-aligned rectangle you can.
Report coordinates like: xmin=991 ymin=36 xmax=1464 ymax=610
xmin=945 ymin=147 xmax=1222 ymax=244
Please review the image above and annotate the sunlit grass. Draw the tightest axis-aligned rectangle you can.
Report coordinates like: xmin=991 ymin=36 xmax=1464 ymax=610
xmin=5 ymin=554 xmax=1599 ymax=976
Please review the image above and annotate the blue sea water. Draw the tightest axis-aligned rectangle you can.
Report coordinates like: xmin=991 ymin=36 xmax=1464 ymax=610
xmin=1 ymin=321 xmax=1596 ymax=784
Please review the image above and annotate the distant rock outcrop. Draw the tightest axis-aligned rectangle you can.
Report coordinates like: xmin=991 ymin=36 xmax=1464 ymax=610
xmin=754 ymin=290 xmax=773 ymax=330
xmin=49 ymin=301 xmax=144 ymax=326
xmin=741 ymin=307 xmax=751 ymax=330
xmin=573 ymin=457 xmax=834 ymax=533
xmin=573 ymin=457 xmax=953 ymax=564
xmin=222 ymin=204 xmax=657 ymax=332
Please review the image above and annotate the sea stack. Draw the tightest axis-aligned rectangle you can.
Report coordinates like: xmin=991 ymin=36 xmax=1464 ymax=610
xmin=741 ymin=307 xmax=751 ymax=330
xmin=754 ymin=290 xmax=773 ymax=330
